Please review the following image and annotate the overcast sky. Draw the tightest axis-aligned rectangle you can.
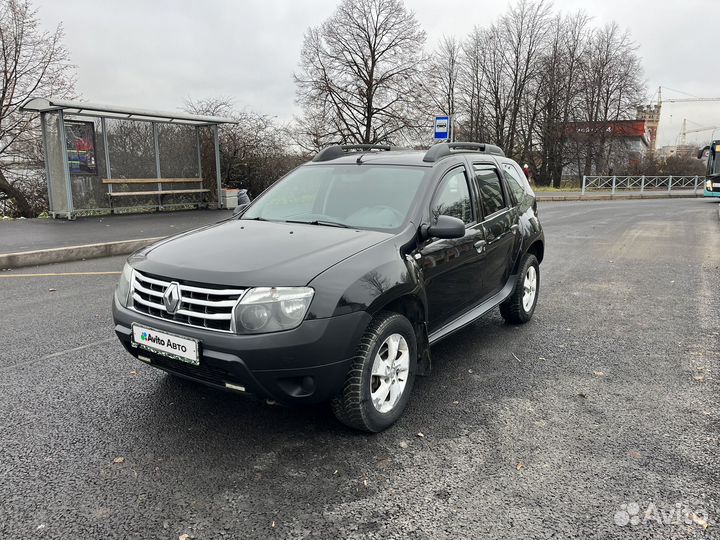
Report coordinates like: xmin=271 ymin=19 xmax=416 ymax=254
xmin=33 ymin=0 xmax=720 ymax=147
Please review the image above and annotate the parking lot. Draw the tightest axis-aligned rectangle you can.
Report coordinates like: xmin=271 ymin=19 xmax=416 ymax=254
xmin=1 ymin=198 xmax=718 ymax=539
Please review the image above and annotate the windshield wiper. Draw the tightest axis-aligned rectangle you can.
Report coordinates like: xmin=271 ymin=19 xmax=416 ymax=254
xmin=284 ymin=219 xmax=350 ymax=228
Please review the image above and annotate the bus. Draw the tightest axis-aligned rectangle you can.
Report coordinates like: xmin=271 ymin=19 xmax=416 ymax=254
xmin=699 ymin=140 xmax=720 ymax=198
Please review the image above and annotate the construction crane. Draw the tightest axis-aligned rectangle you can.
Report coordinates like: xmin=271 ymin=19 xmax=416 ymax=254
xmin=656 ymin=86 xmax=720 ymax=105
xmin=678 ymin=119 xmax=718 ymax=145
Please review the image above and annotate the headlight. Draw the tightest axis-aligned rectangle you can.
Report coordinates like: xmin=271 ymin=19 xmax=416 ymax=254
xmin=234 ymin=287 xmax=313 ymax=334
xmin=707 ymin=180 xmax=713 ymax=190
xmin=115 ymin=262 xmax=133 ymax=307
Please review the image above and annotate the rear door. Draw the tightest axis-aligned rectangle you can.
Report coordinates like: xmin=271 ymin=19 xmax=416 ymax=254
xmin=420 ymin=164 xmax=486 ymax=331
xmin=470 ymin=162 xmax=518 ymax=299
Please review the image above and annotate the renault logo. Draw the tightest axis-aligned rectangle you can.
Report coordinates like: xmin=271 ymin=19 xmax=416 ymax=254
xmin=163 ymin=282 xmax=181 ymax=314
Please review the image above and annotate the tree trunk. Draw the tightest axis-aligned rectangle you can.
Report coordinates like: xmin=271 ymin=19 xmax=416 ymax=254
xmin=0 ymin=169 xmax=34 ymax=218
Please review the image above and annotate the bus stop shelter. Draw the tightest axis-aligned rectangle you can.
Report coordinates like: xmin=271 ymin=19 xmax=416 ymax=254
xmin=21 ymin=97 xmax=236 ymax=219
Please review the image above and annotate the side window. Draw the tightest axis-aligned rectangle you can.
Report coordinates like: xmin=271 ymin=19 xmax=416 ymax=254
xmin=431 ymin=167 xmax=473 ymax=225
xmin=502 ymin=163 xmax=526 ymax=204
xmin=473 ymin=166 xmax=506 ymax=218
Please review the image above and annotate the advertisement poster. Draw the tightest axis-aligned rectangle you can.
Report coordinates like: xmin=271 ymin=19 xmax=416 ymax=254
xmin=64 ymin=120 xmax=98 ymax=175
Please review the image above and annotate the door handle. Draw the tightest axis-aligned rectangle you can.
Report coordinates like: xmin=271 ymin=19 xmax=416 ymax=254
xmin=474 ymin=240 xmax=487 ymax=253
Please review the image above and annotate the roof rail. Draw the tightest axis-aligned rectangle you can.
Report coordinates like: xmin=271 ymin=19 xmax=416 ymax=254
xmin=312 ymin=144 xmax=393 ymax=162
xmin=423 ymin=142 xmax=505 ymax=162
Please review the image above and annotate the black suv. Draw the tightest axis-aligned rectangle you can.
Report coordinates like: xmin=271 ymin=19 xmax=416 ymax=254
xmin=112 ymin=142 xmax=544 ymax=432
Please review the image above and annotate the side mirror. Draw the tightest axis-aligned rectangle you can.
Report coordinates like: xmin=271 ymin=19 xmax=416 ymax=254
xmin=233 ymin=202 xmax=249 ymax=216
xmin=421 ymin=215 xmax=465 ymax=240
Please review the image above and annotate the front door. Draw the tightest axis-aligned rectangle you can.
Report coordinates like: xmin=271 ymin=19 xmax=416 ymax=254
xmin=419 ymin=165 xmax=485 ymax=332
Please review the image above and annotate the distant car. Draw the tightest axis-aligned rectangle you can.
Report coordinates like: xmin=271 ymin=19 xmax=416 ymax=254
xmin=112 ymin=142 xmax=544 ymax=432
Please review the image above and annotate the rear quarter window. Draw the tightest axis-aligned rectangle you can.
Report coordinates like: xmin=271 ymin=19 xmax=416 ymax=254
xmin=501 ymin=161 xmax=534 ymax=209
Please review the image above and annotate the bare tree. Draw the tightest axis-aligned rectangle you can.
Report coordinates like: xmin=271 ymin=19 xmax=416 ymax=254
xmin=531 ymin=12 xmax=590 ymax=186
xmin=290 ymin=99 xmax=340 ymax=154
xmin=418 ymin=35 xmax=461 ymax=139
xmin=185 ymin=97 xmax=302 ymax=196
xmin=294 ymin=0 xmax=426 ymax=146
xmin=0 ymin=0 xmax=74 ymax=216
xmin=479 ymin=0 xmax=552 ymax=155
xmin=458 ymin=28 xmax=490 ymax=143
xmin=571 ymin=23 xmax=645 ymax=176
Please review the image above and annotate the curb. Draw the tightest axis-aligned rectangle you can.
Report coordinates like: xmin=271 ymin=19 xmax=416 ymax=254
xmin=0 ymin=237 xmax=163 ymax=270
xmin=536 ymin=193 xmax=703 ymax=202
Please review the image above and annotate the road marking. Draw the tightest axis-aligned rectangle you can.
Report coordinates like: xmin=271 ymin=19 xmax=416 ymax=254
xmin=0 ymin=271 xmax=121 ymax=278
xmin=0 ymin=337 xmax=117 ymax=373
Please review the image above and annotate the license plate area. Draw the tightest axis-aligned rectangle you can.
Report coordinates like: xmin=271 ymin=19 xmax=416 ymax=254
xmin=131 ymin=323 xmax=200 ymax=366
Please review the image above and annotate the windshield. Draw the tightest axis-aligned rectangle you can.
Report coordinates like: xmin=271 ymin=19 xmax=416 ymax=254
xmin=242 ymin=164 xmax=427 ymax=231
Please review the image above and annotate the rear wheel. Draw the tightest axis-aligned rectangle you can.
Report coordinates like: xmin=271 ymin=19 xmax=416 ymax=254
xmin=500 ymin=253 xmax=539 ymax=324
xmin=331 ymin=311 xmax=417 ymax=432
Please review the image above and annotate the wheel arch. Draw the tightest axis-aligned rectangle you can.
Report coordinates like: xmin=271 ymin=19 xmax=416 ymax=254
xmin=526 ymin=239 xmax=544 ymax=264
xmin=374 ymin=294 xmax=431 ymax=376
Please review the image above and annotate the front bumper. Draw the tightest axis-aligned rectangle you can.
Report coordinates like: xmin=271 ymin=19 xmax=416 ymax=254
xmin=704 ymin=188 xmax=720 ymax=198
xmin=112 ymin=298 xmax=371 ymax=404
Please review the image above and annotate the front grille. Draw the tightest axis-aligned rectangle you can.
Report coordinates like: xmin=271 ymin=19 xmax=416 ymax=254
xmin=130 ymin=270 xmax=245 ymax=333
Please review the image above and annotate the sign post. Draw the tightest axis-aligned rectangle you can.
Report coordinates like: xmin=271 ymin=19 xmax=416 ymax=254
xmin=434 ymin=115 xmax=450 ymax=141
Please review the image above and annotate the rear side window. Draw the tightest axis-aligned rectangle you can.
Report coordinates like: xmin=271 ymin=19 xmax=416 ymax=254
xmin=473 ymin=166 xmax=506 ymax=217
xmin=431 ymin=167 xmax=473 ymax=225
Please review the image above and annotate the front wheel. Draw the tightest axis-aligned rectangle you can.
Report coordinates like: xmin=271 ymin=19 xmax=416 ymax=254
xmin=331 ymin=311 xmax=417 ymax=432
xmin=500 ymin=253 xmax=539 ymax=324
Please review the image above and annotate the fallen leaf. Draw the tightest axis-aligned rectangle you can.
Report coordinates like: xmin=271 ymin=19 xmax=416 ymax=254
xmin=703 ymin=411 xmax=711 ymax=416
xmin=112 ymin=457 xmax=125 ymax=464
xmin=375 ymin=458 xmax=391 ymax=469
xmin=693 ymin=375 xmax=705 ymax=382
xmin=516 ymin=462 xmax=525 ymax=471
xmin=468 ymin=369 xmax=473 ymax=374
xmin=538 ymin=356 xmax=546 ymax=361
xmin=129 ymin=370 xmax=137 ymax=376
xmin=179 ymin=535 xmax=190 ymax=540
xmin=399 ymin=441 xmax=408 ymax=449
xmin=271 ymin=521 xmax=276 ymax=528
xmin=452 ymin=400 xmax=459 ymax=405
xmin=628 ymin=449 xmax=641 ymax=459
xmin=363 ymin=479 xmax=368 ymax=487
xmin=592 ymin=371 xmax=605 ymax=377
xmin=48 ymin=288 xmax=56 ymax=292
xmin=416 ymin=432 xmax=425 ymax=438
xmin=689 ymin=513 xmax=708 ymax=530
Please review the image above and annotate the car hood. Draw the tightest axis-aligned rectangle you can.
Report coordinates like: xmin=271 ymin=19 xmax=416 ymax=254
xmin=130 ymin=219 xmax=392 ymax=287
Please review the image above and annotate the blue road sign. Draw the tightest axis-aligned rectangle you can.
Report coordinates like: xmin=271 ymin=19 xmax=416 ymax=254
xmin=434 ymin=116 xmax=450 ymax=140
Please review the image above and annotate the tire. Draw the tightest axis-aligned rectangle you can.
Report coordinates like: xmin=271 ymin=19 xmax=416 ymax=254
xmin=500 ymin=253 xmax=539 ymax=324
xmin=331 ymin=311 xmax=417 ymax=432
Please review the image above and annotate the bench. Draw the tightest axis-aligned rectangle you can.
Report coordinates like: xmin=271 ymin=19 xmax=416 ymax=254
xmin=103 ymin=178 xmax=210 ymax=212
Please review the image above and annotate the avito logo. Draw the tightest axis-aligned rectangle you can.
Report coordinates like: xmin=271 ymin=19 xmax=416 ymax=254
xmin=139 ymin=330 xmax=188 ymax=354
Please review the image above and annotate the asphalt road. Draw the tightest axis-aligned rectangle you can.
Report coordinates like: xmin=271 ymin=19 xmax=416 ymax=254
xmin=1 ymin=198 xmax=718 ymax=539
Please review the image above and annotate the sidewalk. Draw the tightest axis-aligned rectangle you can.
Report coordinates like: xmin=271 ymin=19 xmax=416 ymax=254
xmin=0 ymin=210 xmax=232 ymax=269
xmin=535 ymin=189 xmax=702 ymax=201
xmin=1 ymin=210 xmax=233 ymax=253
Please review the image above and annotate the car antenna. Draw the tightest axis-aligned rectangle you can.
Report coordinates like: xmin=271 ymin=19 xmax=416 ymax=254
xmin=356 ymin=152 xmax=367 ymax=164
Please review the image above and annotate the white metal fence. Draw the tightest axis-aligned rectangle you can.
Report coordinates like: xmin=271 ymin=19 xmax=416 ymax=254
xmin=581 ymin=175 xmax=704 ymax=195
